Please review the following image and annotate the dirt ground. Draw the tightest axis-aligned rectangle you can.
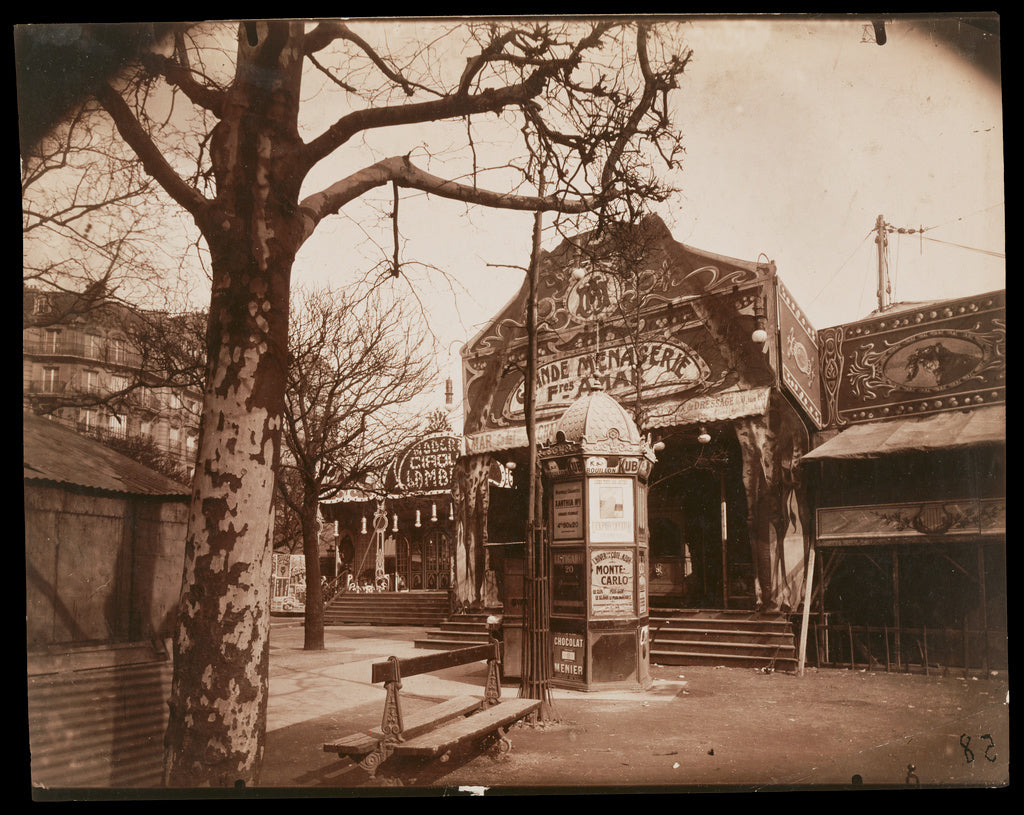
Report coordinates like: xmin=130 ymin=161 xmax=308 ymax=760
xmin=259 ymin=659 xmax=1011 ymax=794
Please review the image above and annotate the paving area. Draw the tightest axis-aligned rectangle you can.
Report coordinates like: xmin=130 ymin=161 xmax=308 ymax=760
xmin=261 ymin=619 xmax=1011 ymax=794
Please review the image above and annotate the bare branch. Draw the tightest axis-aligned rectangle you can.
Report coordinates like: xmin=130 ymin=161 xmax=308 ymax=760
xmin=94 ymin=81 xmax=209 ymax=220
xmin=298 ymin=154 xmax=598 ymax=245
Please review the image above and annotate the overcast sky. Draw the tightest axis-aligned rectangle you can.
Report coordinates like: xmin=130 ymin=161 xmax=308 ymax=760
xmin=290 ymin=14 xmax=1002 ymax=389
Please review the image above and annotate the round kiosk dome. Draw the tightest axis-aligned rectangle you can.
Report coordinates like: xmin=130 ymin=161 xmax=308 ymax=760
xmin=546 ymin=383 xmax=654 ymax=460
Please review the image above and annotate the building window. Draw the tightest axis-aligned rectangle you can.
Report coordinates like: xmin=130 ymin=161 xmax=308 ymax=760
xmin=107 ymin=413 xmax=125 ymax=438
xmin=85 ymin=334 xmax=103 ymax=361
xmin=141 ymin=420 xmax=152 ymax=437
xmin=109 ymin=337 xmax=127 ymax=365
xmin=42 ymin=367 xmax=60 ymax=393
xmin=169 ymin=426 xmax=180 ymax=446
xmin=110 ymin=374 xmax=130 ymax=394
xmin=84 ymin=370 xmax=100 ymax=393
xmin=45 ymin=329 xmax=62 ymax=353
xmin=81 ymin=408 xmax=96 ymax=430
xmin=32 ymin=294 xmax=51 ymax=316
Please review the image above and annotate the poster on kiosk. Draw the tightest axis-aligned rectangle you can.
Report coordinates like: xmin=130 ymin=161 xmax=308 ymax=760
xmin=542 ymin=387 xmax=655 ymax=692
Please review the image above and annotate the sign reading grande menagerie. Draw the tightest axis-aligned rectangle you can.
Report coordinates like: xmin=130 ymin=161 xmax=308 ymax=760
xmin=393 ymin=433 xmax=461 ymax=493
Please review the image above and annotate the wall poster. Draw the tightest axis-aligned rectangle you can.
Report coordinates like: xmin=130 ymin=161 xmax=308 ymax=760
xmin=552 ymin=480 xmax=584 ymax=541
xmin=638 ymin=548 xmax=648 ymax=616
xmin=552 ymin=549 xmax=586 ymax=615
xmin=551 ymin=622 xmax=586 ymax=683
xmin=591 ymin=548 xmax=635 ymax=617
xmin=588 ymin=477 xmax=635 ymax=543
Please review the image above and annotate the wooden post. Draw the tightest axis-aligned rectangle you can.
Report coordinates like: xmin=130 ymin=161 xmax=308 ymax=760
xmin=892 ymin=547 xmax=901 ymax=670
xmin=962 ymin=616 xmax=970 ymax=678
xmin=923 ymin=626 xmax=929 ymax=676
xmin=797 ymin=545 xmax=815 ymax=676
xmin=977 ymin=543 xmax=989 ymax=675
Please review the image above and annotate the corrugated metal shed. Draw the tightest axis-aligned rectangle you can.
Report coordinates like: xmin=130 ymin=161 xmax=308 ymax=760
xmin=23 ymin=413 xmax=190 ymax=497
xmin=28 ymin=642 xmax=173 ymax=789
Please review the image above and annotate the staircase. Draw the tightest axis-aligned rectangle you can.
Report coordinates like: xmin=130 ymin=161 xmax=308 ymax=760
xmin=650 ymin=608 xmax=798 ymax=672
xmin=414 ymin=611 xmax=494 ymax=650
xmin=323 ymin=590 xmax=450 ymax=627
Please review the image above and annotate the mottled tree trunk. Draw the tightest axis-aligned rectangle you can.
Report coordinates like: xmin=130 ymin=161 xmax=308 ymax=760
xmin=163 ymin=23 xmax=306 ymax=787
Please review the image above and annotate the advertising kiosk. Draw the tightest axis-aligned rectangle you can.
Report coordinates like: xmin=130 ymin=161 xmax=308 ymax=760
xmin=539 ymin=384 xmax=657 ymax=691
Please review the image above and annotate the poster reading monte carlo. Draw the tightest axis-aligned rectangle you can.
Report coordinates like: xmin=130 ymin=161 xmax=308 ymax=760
xmin=591 ymin=549 xmax=635 ymax=617
xmin=588 ymin=477 xmax=634 ymax=543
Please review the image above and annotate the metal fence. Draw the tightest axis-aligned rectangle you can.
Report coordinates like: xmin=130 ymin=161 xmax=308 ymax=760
xmin=808 ymin=619 xmax=1007 ymax=675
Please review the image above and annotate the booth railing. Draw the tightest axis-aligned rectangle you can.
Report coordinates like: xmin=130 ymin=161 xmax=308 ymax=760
xmin=806 ymin=619 xmax=1007 ymax=676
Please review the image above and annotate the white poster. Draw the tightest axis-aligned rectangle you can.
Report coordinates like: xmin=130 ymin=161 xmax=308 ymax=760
xmin=588 ymin=477 xmax=634 ymax=543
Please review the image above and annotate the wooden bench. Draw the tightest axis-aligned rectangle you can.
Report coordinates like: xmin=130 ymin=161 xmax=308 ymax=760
xmin=323 ymin=640 xmax=541 ymax=777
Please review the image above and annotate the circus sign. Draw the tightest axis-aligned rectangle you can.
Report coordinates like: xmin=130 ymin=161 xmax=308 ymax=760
xmin=777 ymin=279 xmax=823 ymax=428
xmin=503 ymin=340 xmax=711 ymax=420
xmin=392 ymin=433 xmax=460 ymax=494
xmin=819 ymin=289 xmax=1005 ymax=427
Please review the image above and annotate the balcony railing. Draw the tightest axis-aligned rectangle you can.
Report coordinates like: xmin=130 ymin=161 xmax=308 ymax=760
xmin=23 ymin=337 xmax=142 ymax=369
xmin=26 ymin=379 xmax=69 ymax=395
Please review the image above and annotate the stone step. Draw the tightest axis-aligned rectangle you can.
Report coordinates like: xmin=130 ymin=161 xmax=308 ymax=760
xmin=651 ymin=649 xmax=797 ymax=670
xmin=654 ymin=637 xmax=795 ymax=656
xmin=324 ymin=590 xmax=449 ymax=626
xmin=653 ymin=628 xmax=796 ymax=646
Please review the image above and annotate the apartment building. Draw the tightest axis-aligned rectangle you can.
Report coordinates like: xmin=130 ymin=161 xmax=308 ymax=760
xmin=23 ymin=288 xmax=203 ymax=475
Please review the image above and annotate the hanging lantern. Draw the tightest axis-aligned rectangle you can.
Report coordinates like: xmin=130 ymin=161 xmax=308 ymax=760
xmin=698 ymin=425 xmax=711 ymax=445
xmin=392 ymin=513 xmax=398 ymax=532
xmin=431 ymin=503 xmax=438 ymax=522
xmin=361 ymin=515 xmax=367 ymax=534
xmin=415 ymin=509 xmax=422 ymax=528
xmin=449 ymin=502 xmax=455 ymax=521
xmin=751 ymin=296 xmax=768 ymax=344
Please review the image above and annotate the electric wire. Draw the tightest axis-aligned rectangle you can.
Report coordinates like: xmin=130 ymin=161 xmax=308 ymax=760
xmin=920 ymin=235 xmax=1005 ymax=259
xmin=807 ymin=229 xmax=873 ymax=308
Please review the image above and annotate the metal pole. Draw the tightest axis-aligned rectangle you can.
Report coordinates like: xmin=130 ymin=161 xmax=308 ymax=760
xmin=875 ymin=214 xmax=890 ymax=312
xmin=518 ymin=201 xmax=554 ymax=717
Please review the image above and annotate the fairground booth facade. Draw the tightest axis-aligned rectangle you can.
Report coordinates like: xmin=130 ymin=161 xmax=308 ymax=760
xmin=323 ymin=429 xmax=465 ymax=596
xmin=802 ymin=289 xmax=1006 ymax=672
xmin=458 ymin=215 xmax=822 ymax=635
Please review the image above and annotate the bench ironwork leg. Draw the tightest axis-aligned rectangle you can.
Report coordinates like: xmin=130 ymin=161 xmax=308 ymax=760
xmin=358 ymin=741 xmax=395 ymax=777
xmin=484 ymin=725 xmax=512 ymax=758
xmin=360 ymin=658 xmax=405 ymax=777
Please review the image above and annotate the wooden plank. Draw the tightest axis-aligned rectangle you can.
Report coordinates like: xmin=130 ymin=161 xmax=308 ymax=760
xmin=323 ymin=732 xmax=378 ymax=756
xmin=323 ymin=695 xmax=482 ymax=756
xmin=371 ymin=643 xmax=499 ymax=683
xmin=391 ymin=698 xmax=541 ymax=758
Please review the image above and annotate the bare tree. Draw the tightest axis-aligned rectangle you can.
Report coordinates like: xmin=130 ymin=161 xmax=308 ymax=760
xmin=276 ymin=285 xmax=434 ymax=650
xmin=19 ymin=19 xmax=692 ymax=785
